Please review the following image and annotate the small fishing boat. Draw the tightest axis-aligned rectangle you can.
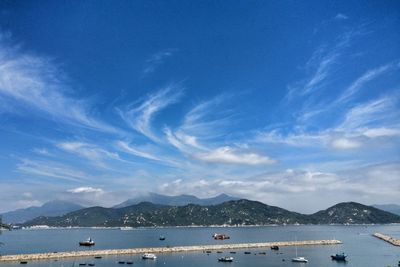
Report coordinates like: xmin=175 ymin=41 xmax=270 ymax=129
xmin=218 ymin=256 xmax=234 ymax=262
xmin=244 ymin=251 xmax=251 ymax=254
xmin=213 ymin=233 xmax=230 ymax=240
xmin=159 ymin=235 xmax=166 ymax=240
xmin=270 ymin=245 xmax=279 ymax=250
xmin=79 ymin=237 xmax=95 ymax=246
xmin=331 ymin=253 xmax=347 ymax=261
xmin=142 ymin=253 xmax=157 ymax=260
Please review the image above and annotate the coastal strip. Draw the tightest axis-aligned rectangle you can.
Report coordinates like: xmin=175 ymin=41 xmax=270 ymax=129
xmin=0 ymin=240 xmax=341 ymax=262
xmin=373 ymin=233 xmax=400 ymax=246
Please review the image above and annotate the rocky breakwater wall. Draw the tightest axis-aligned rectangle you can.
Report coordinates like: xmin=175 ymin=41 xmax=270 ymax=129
xmin=373 ymin=233 xmax=400 ymax=246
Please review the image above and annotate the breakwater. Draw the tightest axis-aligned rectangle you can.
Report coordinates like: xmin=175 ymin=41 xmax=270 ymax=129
xmin=0 ymin=239 xmax=341 ymax=262
xmin=373 ymin=233 xmax=400 ymax=246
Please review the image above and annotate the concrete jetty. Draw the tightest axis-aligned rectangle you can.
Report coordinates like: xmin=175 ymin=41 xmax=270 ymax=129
xmin=0 ymin=239 xmax=341 ymax=262
xmin=373 ymin=233 xmax=400 ymax=246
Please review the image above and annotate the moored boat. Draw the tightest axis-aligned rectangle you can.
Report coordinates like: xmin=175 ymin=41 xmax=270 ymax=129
xmin=213 ymin=233 xmax=230 ymax=240
xmin=142 ymin=253 xmax=157 ymax=260
xmin=79 ymin=237 xmax=95 ymax=246
xmin=292 ymin=257 xmax=308 ymax=263
xmin=218 ymin=256 xmax=234 ymax=262
xmin=331 ymin=253 xmax=347 ymax=261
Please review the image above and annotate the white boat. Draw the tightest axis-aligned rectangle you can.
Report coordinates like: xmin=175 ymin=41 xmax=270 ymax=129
xmin=292 ymin=257 xmax=308 ymax=263
xmin=292 ymin=237 xmax=308 ymax=263
xmin=142 ymin=253 xmax=157 ymax=260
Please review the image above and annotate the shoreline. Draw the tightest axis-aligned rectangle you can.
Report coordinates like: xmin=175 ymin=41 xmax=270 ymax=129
xmin=0 ymin=240 xmax=342 ymax=262
xmin=16 ymin=223 xmax=400 ymax=230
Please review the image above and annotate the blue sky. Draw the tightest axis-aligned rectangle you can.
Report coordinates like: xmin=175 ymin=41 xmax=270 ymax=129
xmin=0 ymin=1 xmax=399 ymax=213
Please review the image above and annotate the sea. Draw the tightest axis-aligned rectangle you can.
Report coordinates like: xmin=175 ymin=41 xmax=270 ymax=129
xmin=0 ymin=225 xmax=399 ymax=267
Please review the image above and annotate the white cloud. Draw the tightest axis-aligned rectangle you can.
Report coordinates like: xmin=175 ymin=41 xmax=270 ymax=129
xmin=334 ymin=13 xmax=348 ymax=20
xmin=118 ymin=86 xmax=183 ymax=142
xmin=362 ymin=127 xmax=400 ymax=138
xmin=143 ymin=49 xmax=176 ymax=74
xmin=67 ymin=187 xmax=104 ymax=194
xmin=32 ymin=148 xmax=51 ymax=156
xmin=0 ymin=39 xmax=120 ymax=134
xmin=193 ymin=146 xmax=276 ymax=165
xmin=331 ymin=138 xmax=361 ymax=149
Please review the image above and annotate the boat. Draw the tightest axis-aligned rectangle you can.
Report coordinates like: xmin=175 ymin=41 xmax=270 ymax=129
xmin=218 ymin=256 xmax=234 ymax=262
xmin=292 ymin=257 xmax=308 ymax=263
xmin=331 ymin=253 xmax=347 ymax=261
xmin=159 ymin=235 xmax=166 ymax=240
xmin=79 ymin=237 xmax=95 ymax=246
xmin=270 ymin=245 xmax=279 ymax=250
xmin=213 ymin=233 xmax=230 ymax=240
xmin=142 ymin=253 xmax=157 ymax=260
xmin=244 ymin=251 xmax=251 ymax=254
xmin=292 ymin=238 xmax=308 ymax=263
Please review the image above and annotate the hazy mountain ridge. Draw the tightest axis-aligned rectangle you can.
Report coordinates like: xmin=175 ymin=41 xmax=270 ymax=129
xmin=1 ymin=201 xmax=84 ymax=224
xmin=113 ymin=193 xmax=239 ymax=208
xmin=23 ymin=200 xmax=400 ymax=227
xmin=372 ymin=204 xmax=400 ymax=216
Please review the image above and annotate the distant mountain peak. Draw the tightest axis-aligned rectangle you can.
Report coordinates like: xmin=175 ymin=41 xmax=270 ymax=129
xmin=113 ymin=193 xmax=239 ymax=208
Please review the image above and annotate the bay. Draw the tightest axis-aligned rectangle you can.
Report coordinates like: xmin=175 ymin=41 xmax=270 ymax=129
xmin=0 ymin=225 xmax=399 ymax=267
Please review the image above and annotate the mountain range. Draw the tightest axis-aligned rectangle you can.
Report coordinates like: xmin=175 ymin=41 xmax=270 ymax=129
xmin=24 ymin=200 xmax=400 ymax=227
xmin=113 ymin=193 xmax=238 ymax=208
xmin=1 ymin=200 xmax=84 ymax=224
xmin=1 ymin=193 xmax=237 ymax=224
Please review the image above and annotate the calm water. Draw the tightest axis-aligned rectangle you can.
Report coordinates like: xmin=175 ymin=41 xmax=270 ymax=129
xmin=0 ymin=225 xmax=399 ymax=267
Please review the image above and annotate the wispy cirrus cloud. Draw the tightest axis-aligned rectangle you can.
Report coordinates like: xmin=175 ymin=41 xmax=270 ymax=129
xmin=57 ymin=141 xmax=122 ymax=167
xmin=17 ymin=158 xmax=89 ymax=182
xmin=116 ymin=140 xmax=162 ymax=162
xmin=260 ymin=94 xmax=400 ymax=150
xmin=0 ymin=38 xmax=120 ymax=134
xmin=143 ymin=49 xmax=176 ymax=74
xmin=337 ymin=62 xmax=399 ymax=104
xmin=118 ymin=86 xmax=183 ymax=142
